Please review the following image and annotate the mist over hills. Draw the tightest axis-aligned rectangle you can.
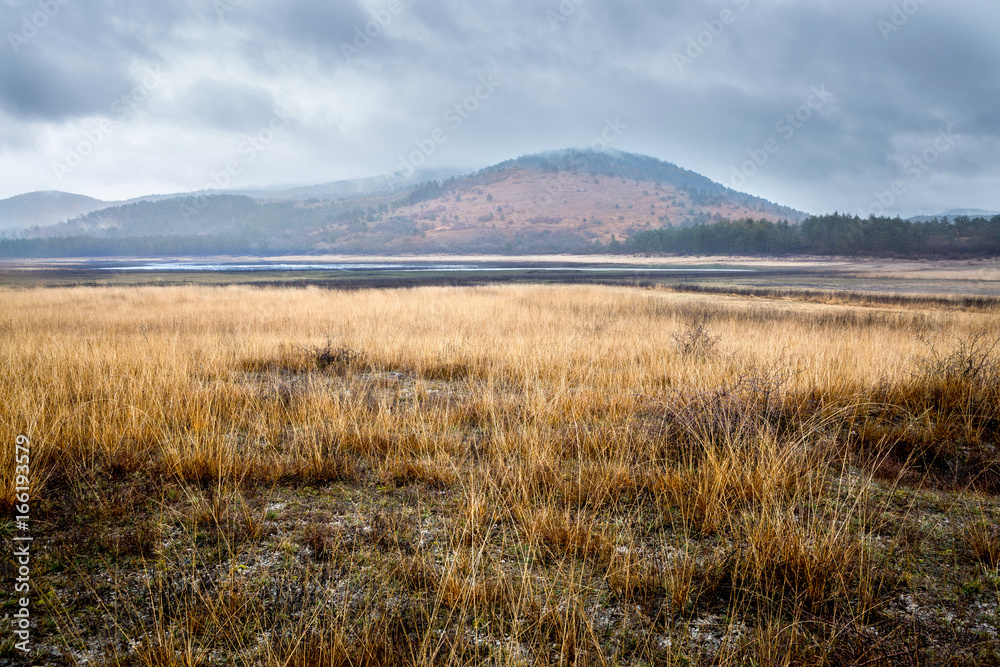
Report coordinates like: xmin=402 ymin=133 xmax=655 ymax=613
xmin=0 ymin=191 xmax=109 ymax=233
xmin=4 ymin=148 xmax=996 ymax=259
xmin=2 ymin=149 xmax=805 ymax=255
xmin=0 ymin=169 xmax=462 ymax=235
xmin=256 ymin=167 xmax=462 ymax=202
xmin=489 ymin=149 xmax=731 ymax=195
xmin=908 ymin=209 xmax=1000 ymax=223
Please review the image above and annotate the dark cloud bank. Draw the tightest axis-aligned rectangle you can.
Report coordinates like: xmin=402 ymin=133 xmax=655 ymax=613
xmin=0 ymin=0 xmax=997 ymax=215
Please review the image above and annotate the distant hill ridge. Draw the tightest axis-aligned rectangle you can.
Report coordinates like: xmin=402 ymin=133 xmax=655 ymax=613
xmin=7 ymin=148 xmax=809 ymax=253
xmin=0 ymin=191 xmax=108 ymax=232
xmin=489 ymin=149 xmax=725 ymax=193
xmin=483 ymin=148 xmax=802 ymax=219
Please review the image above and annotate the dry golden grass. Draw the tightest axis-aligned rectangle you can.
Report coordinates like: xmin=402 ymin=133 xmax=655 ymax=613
xmin=1 ymin=283 xmax=999 ymax=665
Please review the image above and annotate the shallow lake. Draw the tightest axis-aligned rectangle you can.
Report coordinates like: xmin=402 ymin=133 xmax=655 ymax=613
xmin=105 ymin=261 xmax=756 ymax=274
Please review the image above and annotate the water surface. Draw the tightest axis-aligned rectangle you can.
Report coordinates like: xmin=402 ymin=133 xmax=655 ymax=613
xmin=107 ymin=261 xmax=755 ymax=274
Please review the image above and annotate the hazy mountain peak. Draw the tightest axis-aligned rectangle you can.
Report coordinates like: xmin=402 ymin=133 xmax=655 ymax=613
xmin=0 ymin=191 xmax=108 ymax=232
xmin=13 ymin=149 xmax=809 ymax=254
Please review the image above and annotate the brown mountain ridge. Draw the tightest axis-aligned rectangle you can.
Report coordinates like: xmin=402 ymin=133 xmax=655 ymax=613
xmin=307 ymin=149 xmax=806 ymax=252
xmin=21 ymin=149 xmax=806 ymax=254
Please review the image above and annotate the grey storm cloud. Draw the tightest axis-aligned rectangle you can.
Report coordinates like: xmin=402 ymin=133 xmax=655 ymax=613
xmin=1 ymin=0 xmax=179 ymax=118
xmin=0 ymin=0 xmax=997 ymax=215
xmin=177 ymin=80 xmax=277 ymax=132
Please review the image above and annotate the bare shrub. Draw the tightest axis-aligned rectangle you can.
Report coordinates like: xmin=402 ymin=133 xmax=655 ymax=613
xmin=913 ymin=331 xmax=1000 ymax=386
xmin=663 ymin=365 xmax=796 ymax=444
xmin=672 ymin=318 xmax=720 ymax=358
xmin=314 ymin=340 xmax=365 ymax=373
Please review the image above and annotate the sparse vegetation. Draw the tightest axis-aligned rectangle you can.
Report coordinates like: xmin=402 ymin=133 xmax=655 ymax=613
xmin=1 ymin=283 xmax=999 ymax=665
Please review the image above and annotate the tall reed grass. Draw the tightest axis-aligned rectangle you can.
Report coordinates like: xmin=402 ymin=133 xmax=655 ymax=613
xmin=1 ymin=284 xmax=998 ymax=665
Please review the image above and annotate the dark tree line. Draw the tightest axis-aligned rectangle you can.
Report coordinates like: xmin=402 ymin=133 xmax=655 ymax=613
xmin=621 ymin=213 xmax=1000 ymax=258
xmin=7 ymin=206 xmax=1000 ymax=259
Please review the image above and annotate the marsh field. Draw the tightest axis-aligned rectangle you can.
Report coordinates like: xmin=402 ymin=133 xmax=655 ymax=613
xmin=1 ymin=263 xmax=999 ymax=665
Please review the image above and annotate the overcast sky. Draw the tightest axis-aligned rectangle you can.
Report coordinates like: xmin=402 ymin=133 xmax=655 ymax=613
xmin=1 ymin=0 xmax=997 ymax=216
